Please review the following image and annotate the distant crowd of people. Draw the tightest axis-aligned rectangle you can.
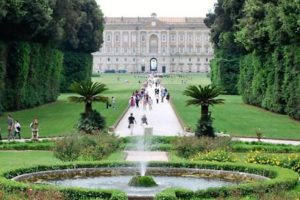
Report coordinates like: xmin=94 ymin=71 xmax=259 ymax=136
xmin=127 ymin=74 xmax=171 ymax=135
xmin=0 ymin=114 xmax=39 ymax=141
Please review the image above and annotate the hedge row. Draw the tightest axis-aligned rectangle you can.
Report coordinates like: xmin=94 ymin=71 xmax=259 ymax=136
xmin=231 ymin=141 xmax=300 ymax=153
xmin=0 ymin=40 xmax=63 ymax=111
xmin=239 ymin=46 xmax=300 ymax=120
xmin=60 ymin=51 xmax=92 ymax=92
xmin=0 ymin=141 xmax=53 ymax=150
xmin=0 ymin=162 xmax=298 ymax=200
xmin=154 ymin=163 xmax=298 ymax=199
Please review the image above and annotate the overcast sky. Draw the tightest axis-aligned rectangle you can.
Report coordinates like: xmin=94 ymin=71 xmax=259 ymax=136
xmin=95 ymin=0 xmax=217 ymax=17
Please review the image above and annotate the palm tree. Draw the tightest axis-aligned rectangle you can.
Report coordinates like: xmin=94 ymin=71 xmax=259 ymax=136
xmin=183 ymin=84 xmax=224 ymax=137
xmin=68 ymin=81 xmax=108 ymax=117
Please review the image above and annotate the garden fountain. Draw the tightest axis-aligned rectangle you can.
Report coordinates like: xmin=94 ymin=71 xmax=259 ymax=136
xmin=10 ymin=136 xmax=271 ymax=199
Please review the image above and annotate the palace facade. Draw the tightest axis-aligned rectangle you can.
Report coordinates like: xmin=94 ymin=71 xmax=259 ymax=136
xmin=92 ymin=13 xmax=213 ymax=73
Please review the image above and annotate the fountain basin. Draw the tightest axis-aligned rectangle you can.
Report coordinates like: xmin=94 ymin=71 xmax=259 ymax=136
xmin=12 ymin=167 xmax=268 ymax=198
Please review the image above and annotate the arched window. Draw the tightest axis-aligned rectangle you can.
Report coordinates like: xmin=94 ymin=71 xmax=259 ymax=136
xmin=149 ymin=34 xmax=159 ymax=54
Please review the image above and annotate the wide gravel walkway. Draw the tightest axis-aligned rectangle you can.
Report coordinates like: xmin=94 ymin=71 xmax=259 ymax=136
xmin=114 ymin=84 xmax=183 ymax=137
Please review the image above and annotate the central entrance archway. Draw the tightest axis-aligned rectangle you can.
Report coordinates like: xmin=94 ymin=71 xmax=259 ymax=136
xmin=150 ymin=58 xmax=157 ymax=71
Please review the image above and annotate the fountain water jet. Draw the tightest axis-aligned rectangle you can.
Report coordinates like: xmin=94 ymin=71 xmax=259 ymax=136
xmin=128 ymin=135 xmax=158 ymax=187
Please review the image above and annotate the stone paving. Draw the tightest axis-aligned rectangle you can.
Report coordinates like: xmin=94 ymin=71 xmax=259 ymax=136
xmin=114 ymin=84 xmax=184 ymax=137
xmin=125 ymin=151 xmax=169 ymax=162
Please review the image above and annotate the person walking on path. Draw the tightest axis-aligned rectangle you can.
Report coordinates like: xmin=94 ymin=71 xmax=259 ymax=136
xmin=141 ymin=114 xmax=148 ymax=125
xmin=128 ymin=113 xmax=137 ymax=135
xmin=135 ymin=94 xmax=140 ymax=108
xmin=7 ymin=115 xmax=14 ymax=141
xmin=166 ymin=93 xmax=170 ymax=102
xmin=111 ymin=96 xmax=116 ymax=109
xmin=129 ymin=96 xmax=135 ymax=107
xmin=30 ymin=117 xmax=39 ymax=140
xmin=14 ymin=120 xmax=21 ymax=139
xmin=161 ymin=88 xmax=165 ymax=103
xmin=148 ymin=96 xmax=153 ymax=110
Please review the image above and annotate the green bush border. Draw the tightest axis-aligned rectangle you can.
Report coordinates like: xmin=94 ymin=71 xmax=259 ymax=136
xmin=0 ymin=162 xmax=298 ymax=200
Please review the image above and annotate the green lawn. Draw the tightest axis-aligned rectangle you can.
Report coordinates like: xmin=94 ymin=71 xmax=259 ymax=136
xmin=0 ymin=73 xmax=299 ymax=139
xmin=0 ymin=150 xmax=125 ymax=171
xmin=0 ymin=74 xmax=143 ymax=138
xmin=163 ymin=74 xmax=300 ymax=139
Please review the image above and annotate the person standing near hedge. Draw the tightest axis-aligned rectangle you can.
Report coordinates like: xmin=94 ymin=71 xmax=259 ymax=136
xmin=7 ymin=114 xmax=14 ymax=141
xmin=14 ymin=120 xmax=21 ymax=139
xmin=30 ymin=117 xmax=39 ymax=140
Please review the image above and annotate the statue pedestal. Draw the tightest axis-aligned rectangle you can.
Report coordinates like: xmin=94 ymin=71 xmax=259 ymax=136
xmin=144 ymin=126 xmax=153 ymax=136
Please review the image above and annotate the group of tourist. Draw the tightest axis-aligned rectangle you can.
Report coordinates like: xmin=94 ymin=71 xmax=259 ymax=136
xmin=127 ymin=74 xmax=172 ymax=135
xmin=0 ymin=115 xmax=39 ymax=141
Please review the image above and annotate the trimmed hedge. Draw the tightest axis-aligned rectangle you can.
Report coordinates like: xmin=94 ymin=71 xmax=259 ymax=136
xmin=0 ymin=162 xmax=298 ymax=200
xmin=60 ymin=51 xmax=92 ymax=92
xmin=0 ymin=40 xmax=63 ymax=111
xmin=231 ymin=141 xmax=300 ymax=153
xmin=0 ymin=141 xmax=53 ymax=150
xmin=154 ymin=163 xmax=298 ymax=199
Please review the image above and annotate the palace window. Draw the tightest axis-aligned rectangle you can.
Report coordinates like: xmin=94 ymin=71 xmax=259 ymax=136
xmin=115 ymin=34 xmax=120 ymax=42
xmin=106 ymin=34 xmax=111 ymax=42
xmin=162 ymin=34 xmax=167 ymax=42
xmin=171 ymin=34 xmax=176 ymax=42
xmin=149 ymin=34 xmax=159 ymax=54
xmin=179 ymin=34 xmax=184 ymax=42
xmin=188 ymin=33 xmax=193 ymax=41
xmin=123 ymin=33 xmax=128 ymax=42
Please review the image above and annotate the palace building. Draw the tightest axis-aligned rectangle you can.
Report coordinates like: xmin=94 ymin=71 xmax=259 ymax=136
xmin=92 ymin=13 xmax=213 ymax=73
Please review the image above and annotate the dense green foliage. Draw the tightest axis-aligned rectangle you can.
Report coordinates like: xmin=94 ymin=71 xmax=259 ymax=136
xmin=173 ymin=136 xmax=231 ymax=158
xmin=204 ymin=0 xmax=246 ymax=95
xmin=0 ymin=40 xmax=63 ymax=111
xmin=78 ymin=110 xmax=106 ymax=134
xmin=206 ymin=0 xmax=300 ymax=119
xmin=0 ymin=0 xmax=104 ymax=110
xmin=61 ymin=51 xmax=93 ymax=92
xmin=0 ymin=0 xmax=104 ymax=51
xmin=53 ymin=134 xmax=121 ymax=161
xmin=128 ymin=176 xmax=158 ymax=187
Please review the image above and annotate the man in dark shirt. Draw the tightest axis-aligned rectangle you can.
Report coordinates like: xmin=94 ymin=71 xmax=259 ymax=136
xmin=128 ymin=113 xmax=136 ymax=135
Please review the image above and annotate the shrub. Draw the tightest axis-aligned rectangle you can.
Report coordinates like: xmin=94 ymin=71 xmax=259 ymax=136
xmin=191 ymin=150 xmax=236 ymax=162
xmin=78 ymin=110 xmax=106 ymax=134
xmin=128 ymin=176 xmax=157 ymax=187
xmin=173 ymin=136 xmax=231 ymax=158
xmin=53 ymin=134 xmax=121 ymax=162
xmin=230 ymin=141 xmax=300 ymax=153
xmin=195 ymin=114 xmax=215 ymax=137
xmin=53 ymin=136 xmax=81 ymax=162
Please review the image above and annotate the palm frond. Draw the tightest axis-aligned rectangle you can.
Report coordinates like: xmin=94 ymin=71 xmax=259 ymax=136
xmin=68 ymin=96 xmax=85 ymax=103
xmin=69 ymin=81 xmax=108 ymax=104
xmin=183 ymin=84 xmax=224 ymax=106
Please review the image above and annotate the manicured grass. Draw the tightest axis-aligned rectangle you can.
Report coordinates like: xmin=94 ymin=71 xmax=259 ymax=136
xmin=0 ymin=150 xmax=126 ymax=171
xmin=0 ymin=151 xmax=62 ymax=171
xmin=0 ymin=73 xmax=299 ymax=139
xmin=0 ymin=74 xmax=143 ymax=139
xmin=163 ymin=74 xmax=300 ymax=139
